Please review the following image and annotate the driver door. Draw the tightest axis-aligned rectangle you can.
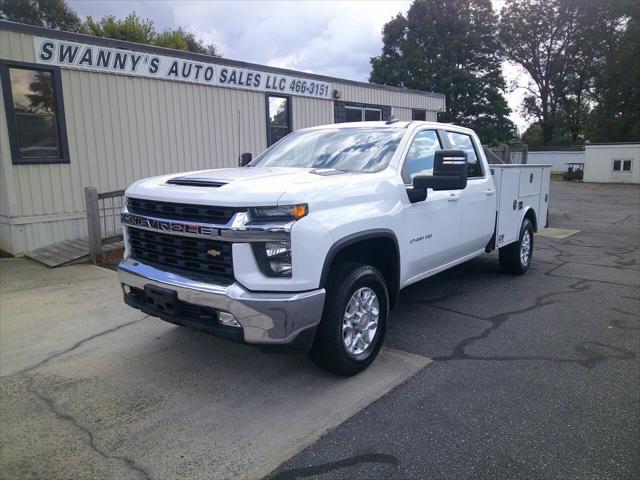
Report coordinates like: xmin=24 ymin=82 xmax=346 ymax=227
xmin=402 ymin=129 xmax=462 ymax=281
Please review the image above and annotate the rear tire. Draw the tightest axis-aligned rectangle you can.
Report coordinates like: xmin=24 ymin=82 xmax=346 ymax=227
xmin=310 ymin=261 xmax=389 ymax=376
xmin=499 ymin=218 xmax=534 ymax=275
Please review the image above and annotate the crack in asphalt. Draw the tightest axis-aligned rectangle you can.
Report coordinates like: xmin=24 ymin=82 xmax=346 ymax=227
xmin=24 ymin=373 xmax=152 ymax=480
xmin=546 ymin=273 xmax=639 ymax=287
xmin=611 ymin=306 xmax=640 ymax=317
xmin=534 ymin=242 xmax=639 ymax=285
xmin=610 ymin=307 xmax=640 ymax=331
xmin=612 ymin=213 xmax=634 ymax=225
xmin=551 ymin=259 xmax=638 ymax=271
xmin=4 ymin=315 xmax=149 ymax=379
xmin=432 ymin=340 xmax=635 ymax=368
xmin=537 ymin=242 xmax=639 ymax=273
xmin=408 ymin=260 xmax=637 ymax=368
xmin=4 ymin=315 xmax=152 ymax=480
xmin=401 ymin=236 xmax=638 ymax=368
xmin=428 ymin=279 xmax=610 ymax=366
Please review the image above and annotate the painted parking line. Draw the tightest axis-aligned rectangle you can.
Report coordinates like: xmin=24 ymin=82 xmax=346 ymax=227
xmin=537 ymin=227 xmax=580 ymax=239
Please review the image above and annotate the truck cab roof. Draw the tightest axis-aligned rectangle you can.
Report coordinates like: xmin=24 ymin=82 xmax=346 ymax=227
xmin=301 ymin=121 xmax=478 ymax=136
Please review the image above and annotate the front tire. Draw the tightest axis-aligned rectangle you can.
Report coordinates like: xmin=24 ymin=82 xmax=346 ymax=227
xmin=499 ymin=218 xmax=534 ymax=274
xmin=310 ymin=262 xmax=389 ymax=376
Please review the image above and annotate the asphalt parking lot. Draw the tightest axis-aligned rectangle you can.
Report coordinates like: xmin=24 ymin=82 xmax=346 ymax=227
xmin=1 ymin=179 xmax=639 ymax=480
xmin=269 ymin=179 xmax=640 ymax=480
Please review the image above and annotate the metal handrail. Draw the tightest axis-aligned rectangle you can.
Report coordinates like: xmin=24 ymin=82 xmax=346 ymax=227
xmin=85 ymin=187 xmax=125 ymax=263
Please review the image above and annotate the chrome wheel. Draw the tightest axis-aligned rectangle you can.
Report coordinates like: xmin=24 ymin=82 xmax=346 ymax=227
xmin=520 ymin=230 xmax=531 ymax=265
xmin=342 ymin=287 xmax=380 ymax=357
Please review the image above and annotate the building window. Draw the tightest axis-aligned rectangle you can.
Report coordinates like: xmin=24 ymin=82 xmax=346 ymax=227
xmin=412 ymin=109 xmax=427 ymax=121
xmin=266 ymin=95 xmax=291 ymax=146
xmin=1 ymin=63 xmax=69 ymax=164
xmin=612 ymin=159 xmax=632 ymax=172
xmin=344 ymin=105 xmax=382 ymax=122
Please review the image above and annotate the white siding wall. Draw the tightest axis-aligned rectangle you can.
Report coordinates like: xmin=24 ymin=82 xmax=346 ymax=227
xmin=392 ymin=107 xmax=412 ymax=121
xmin=10 ymin=70 xmax=268 ymax=218
xmin=0 ymin=89 xmax=12 ymax=219
xmin=291 ymin=97 xmax=333 ymax=130
xmin=0 ymin=28 xmax=444 ymax=254
xmin=583 ymin=144 xmax=640 ymax=184
xmin=392 ymin=107 xmax=438 ymax=121
xmin=528 ymin=151 xmax=585 ymax=173
xmin=1 ymin=217 xmax=87 ymax=253
xmin=336 ymin=82 xmax=444 ymax=112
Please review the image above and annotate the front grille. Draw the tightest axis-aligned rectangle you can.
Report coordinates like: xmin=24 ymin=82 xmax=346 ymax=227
xmin=127 ymin=197 xmax=244 ymax=224
xmin=128 ymin=227 xmax=234 ymax=284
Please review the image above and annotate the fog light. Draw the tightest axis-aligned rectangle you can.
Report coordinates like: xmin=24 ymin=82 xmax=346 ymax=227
xmin=122 ymin=284 xmax=131 ymax=294
xmin=218 ymin=311 xmax=240 ymax=328
xmin=266 ymin=241 xmax=292 ymax=277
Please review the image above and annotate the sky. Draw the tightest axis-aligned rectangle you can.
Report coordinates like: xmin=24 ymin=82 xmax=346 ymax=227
xmin=68 ymin=0 xmax=530 ymax=133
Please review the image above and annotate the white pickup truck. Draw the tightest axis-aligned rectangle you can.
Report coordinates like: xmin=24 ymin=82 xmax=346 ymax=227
xmin=118 ymin=120 xmax=550 ymax=375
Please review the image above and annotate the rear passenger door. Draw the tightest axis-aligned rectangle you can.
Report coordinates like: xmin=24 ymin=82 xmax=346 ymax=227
xmin=445 ymin=130 xmax=495 ymax=255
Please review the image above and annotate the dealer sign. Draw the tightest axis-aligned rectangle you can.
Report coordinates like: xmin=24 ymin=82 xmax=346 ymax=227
xmin=34 ymin=36 xmax=331 ymax=99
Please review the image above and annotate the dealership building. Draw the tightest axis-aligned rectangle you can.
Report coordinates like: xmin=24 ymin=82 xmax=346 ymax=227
xmin=0 ymin=21 xmax=445 ymax=255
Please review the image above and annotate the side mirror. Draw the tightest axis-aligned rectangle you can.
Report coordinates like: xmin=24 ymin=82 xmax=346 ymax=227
xmin=413 ymin=150 xmax=468 ymax=192
xmin=406 ymin=187 xmax=427 ymax=203
xmin=239 ymin=152 xmax=252 ymax=167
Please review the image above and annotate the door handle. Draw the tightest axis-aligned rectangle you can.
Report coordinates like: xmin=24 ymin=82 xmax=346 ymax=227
xmin=448 ymin=193 xmax=460 ymax=202
xmin=485 ymin=189 xmax=495 ymax=196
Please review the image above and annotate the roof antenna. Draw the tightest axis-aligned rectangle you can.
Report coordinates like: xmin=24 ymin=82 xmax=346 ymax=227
xmin=386 ymin=114 xmax=400 ymax=124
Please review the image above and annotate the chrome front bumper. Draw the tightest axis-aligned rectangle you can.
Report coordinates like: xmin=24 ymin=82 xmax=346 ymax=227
xmin=118 ymin=258 xmax=325 ymax=345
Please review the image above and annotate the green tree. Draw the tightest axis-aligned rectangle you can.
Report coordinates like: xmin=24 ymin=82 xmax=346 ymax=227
xmin=81 ymin=12 xmax=155 ymax=44
xmin=154 ymin=27 xmax=220 ymax=56
xmin=499 ymin=0 xmax=627 ymax=145
xmin=585 ymin=3 xmax=640 ymax=142
xmin=370 ymin=0 xmax=515 ymax=145
xmin=520 ymin=124 xmax=544 ymax=146
xmin=500 ymin=0 xmax=579 ymax=145
xmin=80 ymin=12 xmax=221 ymax=56
xmin=0 ymin=0 xmax=80 ymax=31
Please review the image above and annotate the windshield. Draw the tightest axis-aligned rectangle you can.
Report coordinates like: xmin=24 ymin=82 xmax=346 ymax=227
xmin=251 ymin=127 xmax=405 ymax=172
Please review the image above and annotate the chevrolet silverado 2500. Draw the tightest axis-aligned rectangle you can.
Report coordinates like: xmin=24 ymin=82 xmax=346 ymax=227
xmin=118 ymin=121 xmax=551 ymax=375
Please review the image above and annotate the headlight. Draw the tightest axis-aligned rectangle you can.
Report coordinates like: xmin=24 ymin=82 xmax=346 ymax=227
xmin=252 ymin=241 xmax=292 ymax=277
xmin=249 ymin=204 xmax=308 ymax=221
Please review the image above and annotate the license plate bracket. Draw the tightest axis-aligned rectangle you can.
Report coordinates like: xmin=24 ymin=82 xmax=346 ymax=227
xmin=144 ymin=284 xmax=181 ymax=315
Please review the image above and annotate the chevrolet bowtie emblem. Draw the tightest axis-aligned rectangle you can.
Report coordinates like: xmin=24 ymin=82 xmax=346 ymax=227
xmin=207 ymin=249 xmax=221 ymax=257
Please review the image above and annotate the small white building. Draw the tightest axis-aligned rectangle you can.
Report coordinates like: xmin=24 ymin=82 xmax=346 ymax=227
xmin=583 ymin=143 xmax=640 ymax=184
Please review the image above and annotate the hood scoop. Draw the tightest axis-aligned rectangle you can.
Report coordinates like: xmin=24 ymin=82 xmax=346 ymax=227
xmin=166 ymin=176 xmax=228 ymax=187
xmin=309 ymin=168 xmax=348 ymax=176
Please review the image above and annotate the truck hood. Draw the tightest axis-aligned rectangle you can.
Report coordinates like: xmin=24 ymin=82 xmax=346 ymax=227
xmin=125 ymin=167 xmax=389 ymax=207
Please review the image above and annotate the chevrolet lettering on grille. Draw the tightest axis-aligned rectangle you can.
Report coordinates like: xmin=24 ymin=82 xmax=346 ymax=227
xmin=121 ymin=213 xmax=219 ymax=237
